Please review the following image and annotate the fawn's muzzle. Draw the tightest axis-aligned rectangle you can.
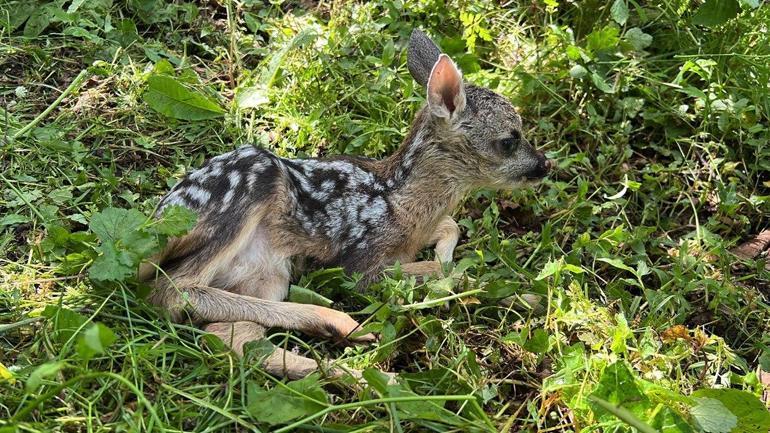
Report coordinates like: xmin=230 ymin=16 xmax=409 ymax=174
xmin=525 ymin=151 xmax=552 ymax=180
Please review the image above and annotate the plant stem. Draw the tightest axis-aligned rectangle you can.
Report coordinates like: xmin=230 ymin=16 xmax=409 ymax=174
xmin=12 ymin=69 xmax=90 ymax=141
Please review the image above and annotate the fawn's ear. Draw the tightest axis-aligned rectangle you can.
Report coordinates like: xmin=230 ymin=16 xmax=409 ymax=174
xmin=426 ymin=54 xmax=466 ymax=121
xmin=407 ymin=29 xmax=442 ymax=87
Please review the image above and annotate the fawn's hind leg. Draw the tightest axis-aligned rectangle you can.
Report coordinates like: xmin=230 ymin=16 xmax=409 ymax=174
xmin=204 ymin=321 xmax=362 ymax=379
xmin=151 ymin=283 xmax=375 ymax=342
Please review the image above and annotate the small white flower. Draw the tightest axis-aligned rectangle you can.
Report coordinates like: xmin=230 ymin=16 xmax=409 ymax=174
xmin=14 ymin=86 xmax=27 ymax=99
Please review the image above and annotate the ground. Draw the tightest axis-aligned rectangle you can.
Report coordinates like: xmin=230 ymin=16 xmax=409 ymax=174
xmin=1 ymin=1 xmax=770 ymax=432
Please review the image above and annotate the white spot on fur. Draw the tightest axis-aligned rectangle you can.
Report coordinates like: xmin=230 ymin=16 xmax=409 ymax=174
xmin=161 ymin=190 xmax=187 ymax=208
xmin=221 ymin=189 xmax=235 ymax=210
xmin=210 ymin=164 xmax=223 ymax=177
xmin=321 ymin=180 xmax=335 ymax=192
xmin=186 ymin=185 xmax=211 ymax=204
xmin=188 ymin=167 xmax=208 ymax=181
xmin=237 ymin=146 xmax=257 ymax=158
xmin=228 ymin=171 xmax=242 ymax=188
xmin=361 ymin=197 xmax=386 ymax=222
xmin=247 ymin=172 xmax=258 ymax=188
xmin=312 ymin=191 xmax=329 ymax=201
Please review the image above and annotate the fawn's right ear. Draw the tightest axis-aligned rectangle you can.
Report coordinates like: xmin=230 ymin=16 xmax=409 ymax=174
xmin=407 ymin=29 xmax=442 ymax=87
xmin=426 ymin=54 xmax=466 ymax=121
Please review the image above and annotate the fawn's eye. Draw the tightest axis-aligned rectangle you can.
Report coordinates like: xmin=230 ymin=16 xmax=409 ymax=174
xmin=499 ymin=132 xmax=521 ymax=154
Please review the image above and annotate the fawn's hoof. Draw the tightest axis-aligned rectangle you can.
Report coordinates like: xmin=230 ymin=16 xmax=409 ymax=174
xmin=315 ymin=307 xmax=376 ymax=343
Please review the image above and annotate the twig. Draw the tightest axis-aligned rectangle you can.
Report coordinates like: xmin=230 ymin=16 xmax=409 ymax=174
xmin=0 ymin=317 xmax=42 ymax=334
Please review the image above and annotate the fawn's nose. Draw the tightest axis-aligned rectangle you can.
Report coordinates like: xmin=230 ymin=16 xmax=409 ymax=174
xmin=525 ymin=151 xmax=552 ymax=179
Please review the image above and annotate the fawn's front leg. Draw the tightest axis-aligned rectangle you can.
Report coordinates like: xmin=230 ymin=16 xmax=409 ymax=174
xmin=399 ymin=215 xmax=460 ymax=276
xmin=431 ymin=215 xmax=460 ymax=264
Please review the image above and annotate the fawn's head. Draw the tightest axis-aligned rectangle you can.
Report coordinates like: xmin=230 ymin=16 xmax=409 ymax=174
xmin=407 ymin=29 xmax=551 ymax=188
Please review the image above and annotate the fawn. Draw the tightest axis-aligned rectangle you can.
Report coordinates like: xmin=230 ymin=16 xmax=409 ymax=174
xmin=139 ymin=29 xmax=551 ymax=379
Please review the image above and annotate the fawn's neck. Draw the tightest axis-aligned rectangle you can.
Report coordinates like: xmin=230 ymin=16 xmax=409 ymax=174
xmin=381 ymin=110 xmax=470 ymax=229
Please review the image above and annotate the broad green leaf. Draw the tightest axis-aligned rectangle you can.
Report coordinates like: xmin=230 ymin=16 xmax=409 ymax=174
xmin=152 ymin=205 xmax=197 ymax=236
xmin=692 ymin=0 xmax=740 ymax=27
xmin=691 ymin=388 xmax=770 ymax=433
xmin=362 ymin=368 xmax=391 ymax=394
xmin=3 ymin=1 xmax=35 ymax=31
xmin=542 ymin=343 xmax=586 ymax=394
xmin=502 ymin=329 xmax=525 ymax=345
xmin=381 ymin=39 xmax=395 ymax=66
xmin=690 ymin=397 xmax=737 ymax=433
xmin=589 ymin=395 xmax=658 ymax=433
xmin=235 ymin=86 xmax=269 ymax=109
xmin=611 ymin=313 xmax=632 ymax=354
xmin=524 ymin=328 xmax=550 ymax=354
xmin=89 ymin=207 xmax=161 ymax=281
xmin=67 ymin=0 xmax=88 ymax=13
xmin=610 ymin=0 xmax=629 ymax=25
xmin=591 ymin=71 xmax=615 ymax=93
xmin=90 ymin=208 xmax=147 ymax=244
xmin=569 ymin=64 xmax=588 ymax=78
xmin=246 ymin=373 xmax=328 ymax=425
xmin=242 ymin=339 xmax=276 ymax=360
xmin=122 ymin=229 xmax=158 ymax=259
xmin=536 ymin=259 xmax=561 ymax=280
xmin=23 ymin=7 xmax=51 ymax=37
xmin=563 ymin=264 xmax=585 ymax=274
xmin=586 ymin=25 xmax=620 ymax=54
xmin=288 ymin=285 xmax=333 ymax=307
xmin=76 ymin=323 xmax=117 ymax=361
xmin=243 ymin=12 xmax=260 ymax=33
xmin=42 ymin=305 xmax=88 ymax=344
xmin=152 ymin=59 xmax=175 ymax=75
xmin=626 ymin=27 xmax=653 ymax=50
xmin=89 ymin=242 xmax=136 ymax=282
xmin=144 ymin=74 xmax=225 ymax=121
xmin=758 ymin=348 xmax=770 ymax=371
xmin=0 ymin=214 xmax=30 ymax=227
xmin=589 ymin=361 xmax=649 ymax=421
xmin=598 ymin=257 xmax=636 ymax=274
xmin=26 ymin=361 xmax=64 ymax=393
xmin=373 ymin=321 xmax=397 ymax=362
xmin=649 ymin=406 xmax=694 ymax=433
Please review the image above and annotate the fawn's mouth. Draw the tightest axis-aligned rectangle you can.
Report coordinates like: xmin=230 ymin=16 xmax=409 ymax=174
xmin=523 ymin=158 xmax=554 ymax=181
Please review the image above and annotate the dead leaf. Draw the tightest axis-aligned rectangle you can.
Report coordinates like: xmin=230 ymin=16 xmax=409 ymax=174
xmin=661 ymin=325 xmax=690 ymax=343
xmin=732 ymin=230 xmax=770 ymax=260
xmin=459 ymin=296 xmax=481 ymax=305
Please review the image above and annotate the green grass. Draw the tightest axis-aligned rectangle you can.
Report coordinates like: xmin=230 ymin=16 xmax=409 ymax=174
xmin=2 ymin=0 xmax=770 ymax=432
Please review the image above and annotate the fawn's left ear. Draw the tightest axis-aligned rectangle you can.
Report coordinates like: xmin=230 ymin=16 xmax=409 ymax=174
xmin=427 ymin=54 xmax=466 ymax=121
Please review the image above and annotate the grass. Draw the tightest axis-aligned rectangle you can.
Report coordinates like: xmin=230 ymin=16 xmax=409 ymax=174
xmin=1 ymin=0 xmax=770 ymax=432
